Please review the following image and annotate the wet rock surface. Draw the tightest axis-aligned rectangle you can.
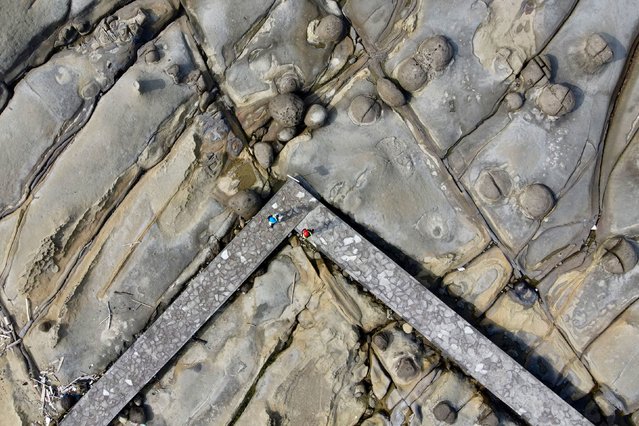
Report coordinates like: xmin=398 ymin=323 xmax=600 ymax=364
xmin=0 ymin=0 xmax=639 ymax=424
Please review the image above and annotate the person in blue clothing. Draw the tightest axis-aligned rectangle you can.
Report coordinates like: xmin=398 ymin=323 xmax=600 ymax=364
xmin=267 ymin=214 xmax=281 ymax=228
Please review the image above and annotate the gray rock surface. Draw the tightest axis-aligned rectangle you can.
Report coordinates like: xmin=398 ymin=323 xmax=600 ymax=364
xmin=1 ymin=0 xmax=639 ymax=423
xmin=449 ymin=0 xmax=639 ymax=277
xmin=275 ymin=73 xmax=489 ymax=276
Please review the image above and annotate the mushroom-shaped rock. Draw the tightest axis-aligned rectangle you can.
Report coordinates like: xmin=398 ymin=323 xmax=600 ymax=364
xmin=253 ymin=142 xmax=274 ymax=169
xmin=316 ymin=14 xmax=345 ymax=44
xmin=277 ymin=126 xmax=297 ymax=142
xmin=504 ymin=92 xmax=523 ymax=111
xmin=268 ymin=93 xmax=304 ymax=127
xmin=348 ymin=95 xmax=382 ymax=126
xmin=228 ymin=190 xmax=262 ymax=220
xmin=433 ymin=401 xmax=458 ymax=424
xmin=275 ymin=72 xmax=300 ymax=94
xmin=396 ymin=57 xmax=428 ymax=92
xmin=476 ymin=169 xmax=512 ymax=202
xmin=536 ymin=83 xmax=575 ymax=117
xmin=376 ymin=78 xmax=406 ymax=107
xmin=601 ymin=237 xmax=637 ymax=274
xmin=518 ymin=183 xmax=554 ymax=219
xmin=304 ymin=104 xmax=328 ymax=129
xmin=581 ymin=33 xmax=613 ymax=73
xmin=128 ymin=405 xmax=147 ymax=424
xmin=508 ymin=282 xmax=538 ymax=308
xmin=416 ymin=35 xmax=453 ymax=71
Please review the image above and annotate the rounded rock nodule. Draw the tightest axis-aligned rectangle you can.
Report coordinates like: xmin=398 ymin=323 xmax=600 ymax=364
xmin=372 ymin=331 xmax=391 ymax=351
xmin=433 ymin=401 xmax=457 ymax=424
xmin=376 ymin=78 xmax=406 ymax=107
xmin=536 ymin=83 xmax=575 ymax=117
xmin=226 ymin=135 xmax=244 ymax=157
xmin=476 ymin=169 xmax=512 ymax=202
xmin=348 ymin=95 xmax=382 ymax=126
xmin=316 ymin=14 xmax=346 ymax=44
xmin=145 ymin=48 xmax=160 ymax=64
xmin=304 ymin=104 xmax=328 ymax=129
xmin=228 ymin=190 xmax=262 ymax=220
xmin=253 ymin=142 xmax=274 ymax=169
xmin=509 ymin=281 xmax=538 ymax=308
xmin=395 ymin=356 xmax=420 ymax=381
xmin=268 ymin=93 xmax=305 ymax=127
xmin=518 ymin=183 xmax=554 ymax=219
xmin=128 ymin=405 xmax=146 ymax=424
xmin=276 ymin=72 xmax=300 ymax=94
xmin=416 ymin=35 xmax=453 ymax=71
xmin=582 ymin=33 xmax=613 ymax=73
xmin=396 ymin=57 xmax=428 ymax=92
xmin=601 ymin=237 xmax=637 ymax=274
xmin=479 ymin=412 xmax=500 ymax=426
xmin=277 ymin=126 xmax=297 ymax=142
xmin=504 ymin=92 xmax=523 ymax=111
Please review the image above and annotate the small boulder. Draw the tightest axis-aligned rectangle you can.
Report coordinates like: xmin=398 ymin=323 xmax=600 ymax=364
xmin=268 ymin=93 xmax=304 ymax=127
xmin=518 ymin=183 xmax=554 ymax=219
xmin=228 ymin=190 xmax=262 ymax=219
xmin=416 ymin=35 xmax=453 ymax=71
xmin=275 ymin=72 xmax=300 ymax=94
xmin=504 ymin=92 xmax=523 ymax=111
xmin=348 ymin=95 xmax=382 ymax=125
xmin=581 ymin=33 xmax=613 ymax=73
xmin=395 ymin=356 xmax=420 ymax=382
xmin=144 ymin=48 xmax=160 ymax=64
xmin=372 ymin=331 xmax=392 ymax=351
xmin=476 ymin=169 xmax=512 ymax=202
xmin=601 ymin=237 xmax=637 ymax=274
xmin=304 ymin=104 xmax=328 ymax=129
xmin=520 ymin=55 xmax=552 ymax=90
xmin=253 ymin=142 xmax=274 ymax=169
xmin=433 ymin=401 xmax=458 ymax=424
xmin=396 ymin=57 xmax=428 ymax=92
xmin=316 ymin=15 xmax=345 ymax=44
xmin=536 ymin=84 xmax=575 ymax=117
xmin=128 ymin=405 xmax=146 ymax=424
xmin=376 ymin=78 xmax=406 ymax=107
xmin=277 ymin=126 xmax=297 ymax=142
xmin=508 ymin=282 xmax=538 ymax=308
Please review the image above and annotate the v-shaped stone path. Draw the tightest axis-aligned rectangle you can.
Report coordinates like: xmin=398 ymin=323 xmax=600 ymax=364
xmin=61 ymin=179 xmax=590 ymax=426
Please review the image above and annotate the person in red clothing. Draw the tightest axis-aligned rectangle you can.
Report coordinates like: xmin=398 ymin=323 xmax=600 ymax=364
xmin=300 ymin=228 xmax=314 ymax=239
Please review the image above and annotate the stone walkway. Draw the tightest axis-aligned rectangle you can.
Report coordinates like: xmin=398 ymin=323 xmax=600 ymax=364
xmin=61 ymin=179 xmax=590 ymax=425
xmin=297 ymin=205 xmax=590 ymax=426
xmin=60 ymin=181 xmax=319 ymax=425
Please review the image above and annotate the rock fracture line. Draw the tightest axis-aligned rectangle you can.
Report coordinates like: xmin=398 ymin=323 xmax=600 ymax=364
xmin=297 ymin=204 xmax=591 ymax=426
xmin=62 ymin=180 xmax=589 ymax=426
xmin=60 ymin=180 xmax=319 ymax=425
